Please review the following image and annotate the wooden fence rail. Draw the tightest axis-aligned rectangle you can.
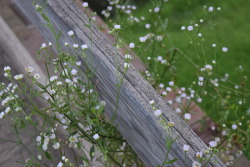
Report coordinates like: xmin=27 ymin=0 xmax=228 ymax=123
xmin=14 ymin=0 xmax=225 ymax=166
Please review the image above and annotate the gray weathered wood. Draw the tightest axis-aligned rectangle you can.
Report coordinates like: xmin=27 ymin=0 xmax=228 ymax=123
xmin=14 ymin=1 xmax=225 ymax=166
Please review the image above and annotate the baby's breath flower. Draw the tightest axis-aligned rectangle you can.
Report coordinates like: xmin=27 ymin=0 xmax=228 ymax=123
xmin=53 ymin=142 xmax=60 ymax=149
xmin=41 ymin=43 xmax=46 ymax=49
xmin=139 ymin=36 xmax=147 ymax=42
xmin=125 ymin=54 xmax=132 ymax=60
xmin=192 ymin=161 xmax=201 ymax=167
xmin=14 ymin=74 xmax=24 ymax=80
xmin=197 ymin=98 xmax=202 ymax=103
xmin=124 ymin=63 xmax=130 ymax=69
xmin=50 ymin=76 xmax=58 ymax=82
xmin=154 ymin=7 xmax=160 ymax=13
xmin=176 ymin=108 xmax=181 ymax=113
xmin=71 ymin=69 xmax=78 ymax=76
xmin=65 ymin=43 xmax=69 ymax=46
xmin=57 ymin=161 xmax=63 ymax=167
xmin=232 ymin=124 xmax=237 ymax=130
xmin=0 ymin=112 xmax=5 ymax=119
xmin=187 ymin=26 xmax=193 ymax=31
xmin=129 ymin=43 xmax=135 ymax=48
xmin=5 ymin=107 xmax=11 ymax=114
xmin=82 ymin=2 xmax=88 ymax=8
xmin=48 ymin=42 xmax=52 ymax=46
xmin=93 ymin=133 xmax=100 ymax=140
xmin=208 ymin=6 xmax=214 ymax=12
xmin=169 ymin=81 xmax=174 ymax=86
xmin=81 ymin=44 xmax=88 ymax=50
xmin=25 ymin=66 xmax=34 ymax=73
xmin=34 ymin=74 xmax=40 ymax=79
xmin=76 ymin=61 xmax=81 ymax=66
xmin=181 ymin=26 xmax=185 ymax=30
xmin=149 ymin=100 xmax=155 ymax=106
xmin=114 ymin=25 xmax=121 ymax=29
xmin=68 ymin=30 xmax=74 ymax=36
xmin=4 ymin=66 xmax=11 ymax=71
xmin=159 ymin=83 xmax=164 ymax=89
xmin=154 ymin=109 xmax=162 ymax=117
xmin=196 ymin=152 xmax=203 ymax=158
xmin=145 ymin=24 xmax=150 ymax=29
xmin=184 ymin=113 xmax=191 ymax=120
xmin=73 ymin=44 xmax=79 ymax=49
xmin=183 ymin=144 xmax=190 ymax=152
xmin=212 ymin=43 xmax=216 ymax=47
xmin=209 ymin=141 xmax=217 ymax=147
xmin=222 ymin=47 xmax=228 ymax=52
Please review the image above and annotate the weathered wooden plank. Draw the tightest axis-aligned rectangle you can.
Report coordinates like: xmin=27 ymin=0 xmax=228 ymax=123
xmin=14 ymin=1 xmax=225 ymax=166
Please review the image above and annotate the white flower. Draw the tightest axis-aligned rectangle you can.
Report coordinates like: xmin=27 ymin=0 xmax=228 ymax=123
xmin=222 ymin=47 xmax=228 ymax=52
xmin=41 ymin=43 xmax=46 ymax=49
xmin=222 ymin=130 xmax=227 ymax=136
xmin=125 ymin=54 xmax=132 ymax=60
xmin=183 ymin=144 xmax=190 ymax=152
xmin=157 ymin=56 xmax=162 ymax=61
xmin=212 ymin=43 xmax=216 ymax=47
xmin=65 ymin=43 xmax=69 ymax=46
xmin=33 ymin=74 xmax=40 ymax=79
xmin=5 ymin=107 xmax=11 ymax=114
xmin=4 ymin=73 xmax=8 ymax=77
xmin=71 ymin=69 xmax=77 ymax=75
xmin=149 ymin=100 xmax=155 ymax=106
xmin=156 ymin=35 xmax=163 ymax=41
xmin=154 ymin=109 xmax=162 ymax=117
xmin=208 ymin=6 xmax=214 ymax=12
xmin=14 ymin=74 xmax=23 ymax=80
xmin=192 ymin=161 xmax=201 ymax=167
xmin=200 ymin=19 xmax=204 ymax=23
xmin=82 ymin=2 xmax=88 ymax=8
xmin=198 ymin=33 xmax=202 ymax=37
xmin=139 ymin=36 xmax=147 ymax=42
xmin=181 ymin=26 xmax=185 ymax=30
xmin=124 ymin=63 xmax=130 ymax=69
xmin=205 ymin=64 xmax=213 ymax=71
xmin=68 ymin=30 xmax=74 ymax=36
xmin=197 ymin=98 xmax=202 ymax=103
xmin=114 ymin=25 xmax=121 ymax=29
xmin=169 ymin=81 xmax=174 ymax=86
xmin=37 ymin=155 xmax=42 ymax=160
xmin=53 ymin=142 xmax=60 ymax=149
xmin=209 ymin=141 xmax=217 ymax=147
xmin=187 ymin=26 xmax=193 ymax=31
xmin=217 ymin=7 xmax=221 ymax=11
xmin=25 ymin=66 xmax=34 ymax=73
xmin=50 ymin=76 xmax=58 ymax=82
xmin=73 ymin=44 xmax=79 ymax=49
xmin=56 ymin=81 xmax=63 ymax=86
xmin=81 ymin=44 xmax=88 ymax=50
xmin=36 ymin=136 xmax=41 ymax=142
xmin=199 ymin=77 xmax=204 ymax=81
xmin=145 ymin=24 xmax=150 ymax=29
xmin=76 ymin=61 xmax=81 ymax=66
xmin=159 ymin=83 xmax=164 ymax=88
xmin=0 ymin=112 xmax=5 ymax=119
xmin=232 ymin=124 xmax=237 ymax=130
xmin=93 ymin=133 xmax=100 ymax=140
xmin=176 ymin=108 xmax=181 ymax=113
xmin=48 ymin=42 xmax=52 ymax=46
xmin=129 ymin=43 xmax=135 ymax=48
xmin=4 ymin=66 xmax=11 ymax=71
xmin=166 ymin=87 xmax=172 ymax=92
xmin=196 ymin=152 xmax=203 ymax=158
xmin=57 ymin=161 xmax=63 ymax=167
xmin=184 ymin=113 xmax=191 ymax=120
xmin=154 ymin=7 xmax=160 ymax=13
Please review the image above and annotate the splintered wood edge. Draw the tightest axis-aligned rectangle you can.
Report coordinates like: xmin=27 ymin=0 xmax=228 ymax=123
xmin=14 ymin=0 xmax=225 ymax=166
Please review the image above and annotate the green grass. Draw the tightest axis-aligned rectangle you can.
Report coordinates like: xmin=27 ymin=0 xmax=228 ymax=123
xmin=110 ymin=0 xmax=250 ymax=159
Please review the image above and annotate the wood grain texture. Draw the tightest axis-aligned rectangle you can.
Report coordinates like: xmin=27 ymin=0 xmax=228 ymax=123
xmin=14 ymin=1 xmax=225 ymax=166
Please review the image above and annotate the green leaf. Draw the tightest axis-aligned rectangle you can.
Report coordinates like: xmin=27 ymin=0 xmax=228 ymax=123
xmin=165 ymin=158 xmax=178 ymax=165
xmin=45 ymin=151 xmax=52 ymax=161
xmin=165 ymin=138 xmax=172 ymax=151
xmin=90 ymin=145 xmax=95 ymax=160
